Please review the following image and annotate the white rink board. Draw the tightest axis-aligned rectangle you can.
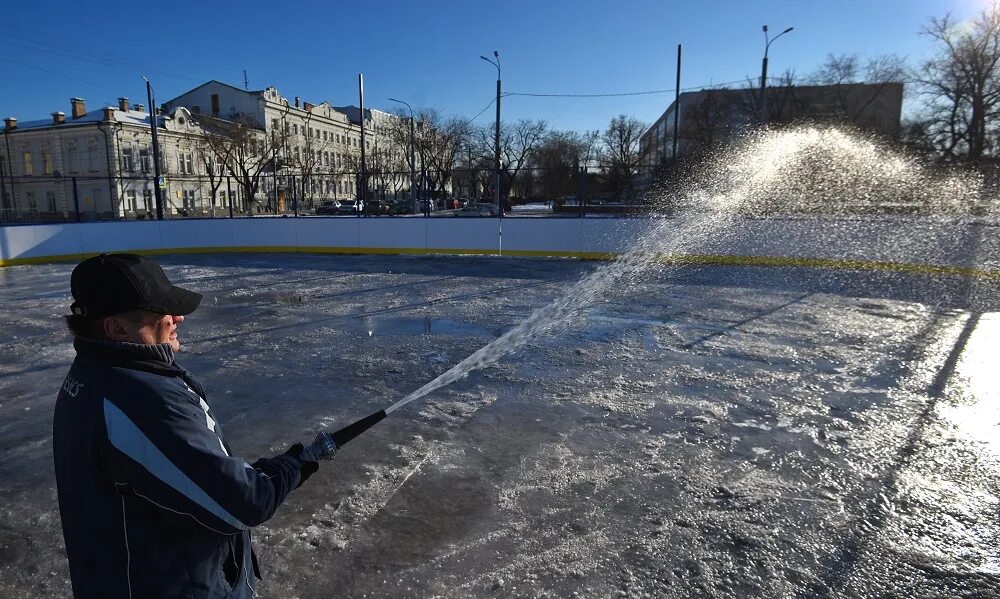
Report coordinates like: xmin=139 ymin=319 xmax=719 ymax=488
xmin=1 ymin=216 xmax=998 ymax=272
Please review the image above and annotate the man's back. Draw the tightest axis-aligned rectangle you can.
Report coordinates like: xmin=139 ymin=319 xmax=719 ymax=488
xmin=54 ymin=338 xmax=262 ymax=598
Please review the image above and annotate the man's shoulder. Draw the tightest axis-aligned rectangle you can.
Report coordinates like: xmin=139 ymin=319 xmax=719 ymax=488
xmin=102 ymin=366 xmax=200 ymax=410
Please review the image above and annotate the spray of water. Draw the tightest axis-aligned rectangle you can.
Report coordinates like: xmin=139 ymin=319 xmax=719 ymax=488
xmin=385 ymin=126 xmax=991 ymax=414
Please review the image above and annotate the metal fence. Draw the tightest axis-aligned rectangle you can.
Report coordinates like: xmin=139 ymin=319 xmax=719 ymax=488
xmin=0 ymin=166 xmax=659 ymax=225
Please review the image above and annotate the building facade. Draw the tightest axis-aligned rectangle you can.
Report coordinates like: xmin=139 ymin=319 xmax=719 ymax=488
xmin=640 ymin=82 xmax=905 ymax=172
xmin=164 ymin=81 xmax=414 ymax=208
xmin=1 ymin=96 xmax=243 ymax=222
xmin=1 ymin=81 xmax=422 ymax=223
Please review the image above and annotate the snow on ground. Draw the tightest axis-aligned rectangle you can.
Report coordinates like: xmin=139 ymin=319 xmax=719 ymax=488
xmin=0 ymin=253 xmax=999 ymax=598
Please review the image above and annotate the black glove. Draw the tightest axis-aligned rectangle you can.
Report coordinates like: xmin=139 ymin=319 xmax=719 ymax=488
xmin=298 ymin=431 xmax=337 ymax=463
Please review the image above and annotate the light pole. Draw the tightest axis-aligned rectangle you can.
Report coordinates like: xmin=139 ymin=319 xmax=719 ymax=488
xmin=481 ymin=51 xmax=501 ymax=217
xmin=388 ymin=97 xmax=417 ymax=215
xmin=142 ymin=76 xmax=164 ymax=220
xmin=760 ymin=25 xmax=794 ymax=123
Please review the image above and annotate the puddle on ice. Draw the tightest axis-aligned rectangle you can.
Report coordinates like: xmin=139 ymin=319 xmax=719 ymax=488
xmin=346 ymin=316 xmax=497 ymax=338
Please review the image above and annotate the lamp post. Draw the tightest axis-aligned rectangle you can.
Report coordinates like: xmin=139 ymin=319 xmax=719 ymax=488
xmin=142 ymin=76 xmax=164 ymax=220
xmin=388 ymin=97 xmax=417 ymax=215
xmin=760 ymin=25 xmax=794 ymax=123
xmin=481 ymin=51 xmax=501 ymax=217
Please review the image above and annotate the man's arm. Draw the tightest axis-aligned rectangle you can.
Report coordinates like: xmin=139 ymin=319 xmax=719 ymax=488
xmin=100 ymin=388 xmax=316 ymax=535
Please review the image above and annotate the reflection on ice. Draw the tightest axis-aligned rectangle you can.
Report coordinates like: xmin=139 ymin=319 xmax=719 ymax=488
xmin=944 ymin=312 xmax=1000 ymax=457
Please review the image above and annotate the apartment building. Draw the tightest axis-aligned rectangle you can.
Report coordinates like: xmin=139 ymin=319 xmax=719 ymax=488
xmin=0 ymin=81 xmax=416 ymax=222
xmin=1 ymin=96 xmax=241 ymax=222
xmin=164 ymin=81 xmax=411 ymax=205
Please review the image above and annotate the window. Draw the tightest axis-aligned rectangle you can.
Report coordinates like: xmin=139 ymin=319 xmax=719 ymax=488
xmin=23 ymin=151 xmax=33 ymax=175
xmin=66 ymin=145 xmax=79 ymax=173
xmin=139 ymin=148 xmax=151 ymax=173
xmin=324 ymin=152 xmax=329 ymax=166
xmin=185 ymin=152 xmax=194 ymax=175
xmin=272 ymin=119 xmax=279 ymax=130
xmin=323 ymin=130 xmax=328 ymax=141
xmin=26 ymin=191 xmax=36 ymax=211
xmin=294 ymin=148 xmax=300 ymax=161
xmin=284 ymin=121 xmax=290 ymax=133
xmin=42 ymin=150 xmax=54 ymax=175
xmin=293 ymin=124 xmax=298 ymax=135
xmin=142 ymin=189 xmax=152 ymax=212
xmin=87 ymin=142 xmax=98 ymax=171
xmin=120 ymin=147 xmax=135 ymax=172
xmin=125 ymin=189 xmax=137 ymax=212
xmin=46 ymin=190 xmax=57 ymax=212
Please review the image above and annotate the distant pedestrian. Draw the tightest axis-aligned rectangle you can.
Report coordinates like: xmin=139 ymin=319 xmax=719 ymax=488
xmin=53 ymin=253 xmax=337 ymax=598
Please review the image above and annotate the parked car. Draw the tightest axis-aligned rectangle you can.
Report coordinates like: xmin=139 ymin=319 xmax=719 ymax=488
xmin=316 ymin=200 xmax=338 ymax=215
xmin=333 ymin=200 xmax=363 ymax=214
xmin=457 ymin=203 xmax=499 ymax=217
xmin=367 ymin=200 xmax=392 ymax=215
xmin=389 ymin=200 xmax=415 ymax=215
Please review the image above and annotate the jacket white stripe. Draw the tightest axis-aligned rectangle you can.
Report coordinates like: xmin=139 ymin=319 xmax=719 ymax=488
xmin=103 ymin=398 xmax=249 ymax=532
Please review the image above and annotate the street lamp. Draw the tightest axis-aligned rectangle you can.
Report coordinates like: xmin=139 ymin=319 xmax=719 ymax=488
xmin=388 ymin=97 xmax=418 ymax=215
xmin=760 ymin=25 xmax=794 ymax=123
xmin=481 ymin=51 xmax=501 ymax=217
xmin=142 ymin=76 xmax=164 ymax=220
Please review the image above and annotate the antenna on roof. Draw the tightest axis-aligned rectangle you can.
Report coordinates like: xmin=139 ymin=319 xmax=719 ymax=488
xmin=243 ymin=70 xmax=249 ymax=91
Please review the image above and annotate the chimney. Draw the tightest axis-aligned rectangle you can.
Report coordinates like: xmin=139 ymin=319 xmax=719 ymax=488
xmin=294 ymin=96 xmax=301 ymax=108
xmin=52 ymin=112 xmax=65 ymax=125
xmin=4 ymin=117 xmax=16 ymax=131
xmin=118 ymin=97 xmax=129 ymax=111
xmin=102 ymin=107 xmax=116 ymax=122
xmin=70 ymin=97 xmax=86 ymax=119
xmin=133 ymin=104 xmax=145 ymax=112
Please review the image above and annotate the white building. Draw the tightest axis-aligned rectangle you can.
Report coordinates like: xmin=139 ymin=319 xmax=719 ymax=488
xmin=1 ymin=81 xmax=418 ymax=223
xmin=1 ymin=96 xmax=242 ymax=222
xmin=164 ymin=81 xmax=413 ymax=207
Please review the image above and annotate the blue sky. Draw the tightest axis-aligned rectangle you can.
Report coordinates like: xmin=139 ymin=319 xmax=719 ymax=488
xmin=0 ymin=0 xmax=984 ymax=133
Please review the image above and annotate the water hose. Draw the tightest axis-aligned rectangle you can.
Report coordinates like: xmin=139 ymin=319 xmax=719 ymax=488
xmin=330 ymin=409 xmax=388 ymax=448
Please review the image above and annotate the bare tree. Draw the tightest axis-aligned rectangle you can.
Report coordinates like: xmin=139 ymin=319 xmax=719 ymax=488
xmin=477 ymin=119 xmax=547 ymax=201
xmin=195 ymin=139 xmax=226 ymax=215
xmin=809 ymin=53 xmax=908 ymax=124
xmin=530 ymin=130 xmax=588 ymax=200
xmin=737 ymin=70 xmax=805 ymax=124
xmin=681 ymin=90 xmax=738 ymax=156
xmin=916 ymin=6 xmax=1000 ymax=161
xmin=599 ymin=115 xmax=649 ymax=198
xmin=809 ymin=53 xmax=860 ymax=85
xmin=419 ymin=111 xmax=472 ymax=197
xmin=200 ymin=116 xmax=284 ymax=213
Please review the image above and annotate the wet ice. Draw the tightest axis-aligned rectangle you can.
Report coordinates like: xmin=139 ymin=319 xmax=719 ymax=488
xmin=1 ymin=252 xmax=999 ymax=598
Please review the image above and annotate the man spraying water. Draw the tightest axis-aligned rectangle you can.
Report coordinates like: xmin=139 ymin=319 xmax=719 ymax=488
xmin=52 ymin=254 xmax=337 ymax=598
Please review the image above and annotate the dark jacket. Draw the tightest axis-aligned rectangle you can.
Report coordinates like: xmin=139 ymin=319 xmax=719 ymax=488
xmin=53 ymin=337 xmax=316 ymax=598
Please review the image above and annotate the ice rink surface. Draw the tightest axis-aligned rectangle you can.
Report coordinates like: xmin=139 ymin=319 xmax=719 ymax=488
xmin=1 ymin=252 xmax=999 ymax=598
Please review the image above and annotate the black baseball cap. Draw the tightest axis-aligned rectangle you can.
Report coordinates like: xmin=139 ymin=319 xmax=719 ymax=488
xmin=70 ymin=253 xmax=202 ymax=317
